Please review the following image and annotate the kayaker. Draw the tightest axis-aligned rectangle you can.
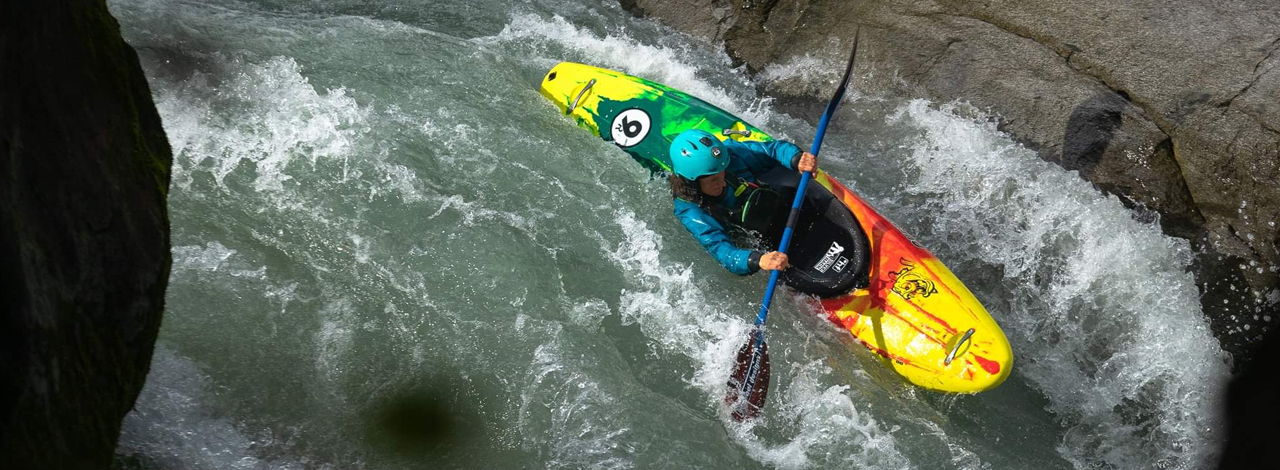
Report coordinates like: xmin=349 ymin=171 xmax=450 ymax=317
xmin=667 ymin=129 xmax=817 ymax=275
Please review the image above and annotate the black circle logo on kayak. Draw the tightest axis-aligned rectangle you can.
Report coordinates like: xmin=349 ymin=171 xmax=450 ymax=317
xmin=611 ymin=108 xmax=650 ymax=148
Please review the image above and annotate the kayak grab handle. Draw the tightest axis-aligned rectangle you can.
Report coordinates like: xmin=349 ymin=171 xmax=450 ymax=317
xmin=567 ymin=79 xmax=596 ymax=114
xmin=722 ymin=128 xmax=752 ymax=138
xmin=944 ymin=328 xmax=976 ymax=366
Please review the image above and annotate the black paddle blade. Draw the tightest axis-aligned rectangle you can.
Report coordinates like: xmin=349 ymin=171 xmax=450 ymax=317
xmin=724 ymin=329 xmax=771 ymax=422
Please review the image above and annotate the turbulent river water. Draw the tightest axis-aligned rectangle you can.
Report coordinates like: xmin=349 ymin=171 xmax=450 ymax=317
xmin=109 ymin=0 xmax=1234 ymax=469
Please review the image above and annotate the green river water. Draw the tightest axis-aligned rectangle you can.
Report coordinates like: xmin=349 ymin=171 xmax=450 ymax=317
xmin=109 ymin=1 xmax=1232 ymax=469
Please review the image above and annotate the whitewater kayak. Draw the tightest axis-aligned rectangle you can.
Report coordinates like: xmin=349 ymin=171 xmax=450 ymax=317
xmin=539 ymin=62 xmax=1012 ymax=393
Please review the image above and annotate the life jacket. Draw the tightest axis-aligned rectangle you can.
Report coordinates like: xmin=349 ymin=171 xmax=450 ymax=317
xmin=702 ymin=174 xmax=786 ymax=240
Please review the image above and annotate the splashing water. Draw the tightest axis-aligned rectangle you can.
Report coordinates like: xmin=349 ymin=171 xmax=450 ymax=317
xmin=889 ymin=101 xmax=1229 ymax=469
xmin=110 ymin=0 xmax=1229 ymax=469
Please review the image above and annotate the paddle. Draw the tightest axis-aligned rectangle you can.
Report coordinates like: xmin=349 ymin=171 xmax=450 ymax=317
xmin=725 ymin=29 xmax=861 ymax=422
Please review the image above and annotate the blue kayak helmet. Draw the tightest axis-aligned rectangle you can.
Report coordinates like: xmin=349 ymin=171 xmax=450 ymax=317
xmin=669 ymin=129 xmax=728 ymax=180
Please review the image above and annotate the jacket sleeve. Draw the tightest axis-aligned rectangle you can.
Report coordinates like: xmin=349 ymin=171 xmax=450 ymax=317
xmin=724 ymin=139 xmax=803 ymax=173
xmin=673 ymin=199 xmax=762 ymax=275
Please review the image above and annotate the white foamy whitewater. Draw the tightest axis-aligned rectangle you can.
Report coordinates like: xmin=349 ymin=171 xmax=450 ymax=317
xmin=109 ymin=0 xmax=1230 ymax=469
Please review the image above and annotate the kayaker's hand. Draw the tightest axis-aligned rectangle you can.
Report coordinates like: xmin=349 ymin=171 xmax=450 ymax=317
xmin=759 ymin=251 xmax=790 ymax=271
xmin=797 ymin=152 xmax=817 ymax=173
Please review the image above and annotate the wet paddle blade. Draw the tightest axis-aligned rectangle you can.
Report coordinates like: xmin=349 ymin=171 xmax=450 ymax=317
xmin=724 ymin=328 xmax=771 ymax=422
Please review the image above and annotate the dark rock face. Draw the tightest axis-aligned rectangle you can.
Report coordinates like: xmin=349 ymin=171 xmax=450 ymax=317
xmin=622 ymin=0 xmax=1280 ymax=366
xmin=1 ymin=0 xmax=172 ymax=468
xmin=1217 ymin=328 xmax=1280 ymax=469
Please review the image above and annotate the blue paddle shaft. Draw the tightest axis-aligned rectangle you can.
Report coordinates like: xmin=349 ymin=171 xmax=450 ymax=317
xmin=752 ymin=93 xmax=843 ymax=326
xmin=732 ymin=31 xmax=858 ymax=420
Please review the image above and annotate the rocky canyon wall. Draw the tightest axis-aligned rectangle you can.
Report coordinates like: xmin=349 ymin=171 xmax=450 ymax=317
xmin=1 ymin=0 xmax=172 ymax=467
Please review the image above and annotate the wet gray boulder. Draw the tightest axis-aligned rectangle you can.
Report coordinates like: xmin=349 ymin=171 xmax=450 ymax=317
xmin=1 ymin=0 xmax=172 ymax=468
xmin=622 ymin=0 xmax=1280 ymax=365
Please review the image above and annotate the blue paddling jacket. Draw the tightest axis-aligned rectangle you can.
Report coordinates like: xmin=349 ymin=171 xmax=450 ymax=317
xmin=672 ymin=139 xmax=803 ymax=275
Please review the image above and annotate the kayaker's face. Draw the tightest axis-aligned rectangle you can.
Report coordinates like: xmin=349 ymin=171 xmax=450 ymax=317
xmin=698 ymin=171 xmax=727 ymax=197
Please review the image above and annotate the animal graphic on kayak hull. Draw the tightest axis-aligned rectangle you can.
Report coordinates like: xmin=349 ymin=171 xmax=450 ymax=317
xmin=890 ymin=258 xmax=938 ymax=300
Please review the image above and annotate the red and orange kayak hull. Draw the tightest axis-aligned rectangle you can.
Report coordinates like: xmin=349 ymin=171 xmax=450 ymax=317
xmin=814 ymin=172 xmax=1011 ymax=392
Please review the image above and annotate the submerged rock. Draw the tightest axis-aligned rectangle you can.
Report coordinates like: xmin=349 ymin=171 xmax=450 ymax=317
xmin=622 ymin=0 xmax=1280 ymax=367
xmin=0 ymin=0 xmax=172 ymax=468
